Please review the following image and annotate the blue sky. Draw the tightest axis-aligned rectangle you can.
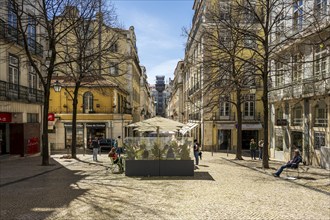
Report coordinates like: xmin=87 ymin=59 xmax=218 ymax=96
xmin=112 ymin=0 xmax=194 ymax=84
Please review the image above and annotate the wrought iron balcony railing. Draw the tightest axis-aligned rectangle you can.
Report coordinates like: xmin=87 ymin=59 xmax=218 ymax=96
xmin=0 ymin=80 xmax=43 ymax=103
xmin=314 ymin=118 xmax=328 ymax=127
xmin=0 ymin=18 xmax=43 ymax=57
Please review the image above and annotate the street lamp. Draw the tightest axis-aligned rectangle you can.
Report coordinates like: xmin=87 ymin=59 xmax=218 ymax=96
xmin=53 ymin=80 xmax=62 ymax=92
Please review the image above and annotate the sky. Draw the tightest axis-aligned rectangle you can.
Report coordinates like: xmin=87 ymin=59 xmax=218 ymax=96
xmin=112 ymin=0 xmax=194 ymax=84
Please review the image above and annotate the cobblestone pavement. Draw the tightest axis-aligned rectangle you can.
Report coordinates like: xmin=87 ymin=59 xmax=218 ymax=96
xmin=1 ymin=152 xmax=329 ymax=220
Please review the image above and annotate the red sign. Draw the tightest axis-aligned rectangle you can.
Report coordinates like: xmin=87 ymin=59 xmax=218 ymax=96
xmin=27 ymin=137 xmax=39 ymax=154
xmin=0 ymin=113 xmax=12 ymax=123
xmin=48 ymin=113 xmax=55 ymax=121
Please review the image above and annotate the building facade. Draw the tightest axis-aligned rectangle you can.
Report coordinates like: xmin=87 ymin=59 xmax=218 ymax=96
xmin=167 ymin=61 xmax=184 ymax=123
xmin=47 ymin=7 xmax=143 ymax=150
xmin=269 ymin=0 xmax=330 ymax=168
xmin=0 ymin=0 xmax=44 ymax=155
xmin=182 ymin=0 xmax=264 ymax=151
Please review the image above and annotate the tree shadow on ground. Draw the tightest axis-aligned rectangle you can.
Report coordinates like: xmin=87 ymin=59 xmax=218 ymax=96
xmin=0 ymin=157 xmax=88 ymax=220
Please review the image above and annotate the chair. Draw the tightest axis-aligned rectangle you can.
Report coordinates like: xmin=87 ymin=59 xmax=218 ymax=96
xmin=286 ymin=160 xmax=309 ymax=178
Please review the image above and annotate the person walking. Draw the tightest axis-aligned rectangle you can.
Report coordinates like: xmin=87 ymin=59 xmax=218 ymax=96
xmin=258 ymin=139 xmax=264 ymax=160
xmin=116 ymin=136 xmax=123 ymax=156
xmin=92 ymin=137 xmax=100 ymax=161
xmin=250 ymin=138 xmax=257 ymax=160
xmin=193 ymin=139 xmax=200 ymax=165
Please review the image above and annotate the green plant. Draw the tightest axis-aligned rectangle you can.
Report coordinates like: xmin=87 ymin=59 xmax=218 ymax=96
xmin=180 ymin=143 xmax=191 ymax=160
xmin=151 ymin=142 xmax=166 ymax=160
xmin=124 ymin=143 xmax=137 ymax=160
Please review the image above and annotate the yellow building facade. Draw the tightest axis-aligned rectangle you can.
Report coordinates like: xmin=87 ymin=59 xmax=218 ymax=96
xmin=48 ymin=7 xmax=142 ymax=150
xmin=183 ymin=0 xmax=264 ymax=152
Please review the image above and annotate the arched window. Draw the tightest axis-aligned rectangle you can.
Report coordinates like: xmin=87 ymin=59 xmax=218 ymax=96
xmin=83 ymin=92 xmax=93 ymax=113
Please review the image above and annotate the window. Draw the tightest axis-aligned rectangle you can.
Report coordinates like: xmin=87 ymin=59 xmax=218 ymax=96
xmin=244 ymin=94 xmax=255 ymax=119
xmin=314 ymin=102 xmax=328 ymax=127
xmin=219 ymin=1 xmax=230 ymax=21
xmin=27 ymin=113 xmax=38 ymax=123
xmin=219 ymin=31 xmax=231 ymax=48
xmin=109 ymin=43 xmax=118 ymax=53
xmin=220 ymin=96 xmax=230 ymax=117
xmin=83 ymin=92 xmax=94 ymax=113
xmin=275 ymin=61 xmax=284 ymax=86
xmin=109 ymin=63 xmax=119 ymax=75
xmin=244 ymin=0 xmax=256 ymax=23
xmin=8 ymin=0 xmax=17 ymax=38
xmin=28 ymin=15 xmax=36 ymax=50
xmin=315 ymin=0 xmax=327 ymax=18
xmin=9 ymin=55 xmax=19 ymax=90
xmin=243 ymin=62 xmax=256 ymax=86
xmin=293 ymin=0 xmax=303 ymax=31
xmin=244 ymin=36 xmax=256 ymax=49
xmin=292 ymin=105 xmax=303 ymax=126
xmin=293 ymin=54 xmax=303 ymax=82
xmin=275 ymin=12 xmax=285 ymax=41
xmin=315 ymin=46 xmax=328 ymax=76
xmin=29 ymin=65 xmax=37 ymax=94
xmin=314 ymin=132 xmax=325 ymax=149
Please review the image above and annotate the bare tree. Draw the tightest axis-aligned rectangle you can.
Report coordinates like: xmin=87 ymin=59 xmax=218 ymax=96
xmin=183 ymin=0 xmax=328 ymax=168
xmin=53 ymin=0 xmax=131 ymax=158
xmin=6 ymin=0 xmax=110 ymax=165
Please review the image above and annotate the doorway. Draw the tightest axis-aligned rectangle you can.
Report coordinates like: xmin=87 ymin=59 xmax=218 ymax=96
xmin=242 ymin=130 xmax=258 ymax=149
xmin=291 ymin=131 xmax=303 ymax=153
xmin=218 ymin=130 xmax=231 ymax=150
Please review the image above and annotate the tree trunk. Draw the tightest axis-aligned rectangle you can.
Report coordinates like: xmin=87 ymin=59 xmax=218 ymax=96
xmin=235 ymin=89 xmax=243 ymax=160
xmin=41 ymin=87 xmax=50 ymax=165
xmin=262 ymin=46 xmax=270 ymax=169
xmin=71 ymin=84 xmax=80 ymax=159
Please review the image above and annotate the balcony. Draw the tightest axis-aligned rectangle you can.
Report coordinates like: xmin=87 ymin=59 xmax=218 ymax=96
xmin=189 ymin=113 xmax=200 ymax=121
xmin=0 ymin=80 xmax=43 ymax=103
xmin=214 ymin=113 xmax=235 ymax=121
xmin=292 ymin=118 xmax=303 ymax=126
xmin=314 ymin=118 xmax=328 ymax=127
xmin=243 ymin=112 xmax=261 ymax=122
xmin=0 ymin=19 xmax=43 ymax=57
xmin=49 ymin=106 xmax=133 ymax=115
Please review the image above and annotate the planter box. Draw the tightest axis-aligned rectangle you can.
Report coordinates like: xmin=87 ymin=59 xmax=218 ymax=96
xmin=125 ymin=160 xmax=194 ymax=176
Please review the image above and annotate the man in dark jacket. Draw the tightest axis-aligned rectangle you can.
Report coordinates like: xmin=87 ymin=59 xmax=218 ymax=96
xmin=273 ymin=149 xmax=302 ymax=177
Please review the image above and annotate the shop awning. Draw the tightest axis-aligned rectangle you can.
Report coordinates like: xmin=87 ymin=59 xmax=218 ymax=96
xmin=180 ymin=122 xmax=199 ymax=135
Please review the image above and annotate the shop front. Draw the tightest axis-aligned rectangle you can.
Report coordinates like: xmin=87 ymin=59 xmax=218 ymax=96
xmin=86 ymin=123 xmax=106 ymax=144
xmin=64 ymin=123 xmax=84 ymax=148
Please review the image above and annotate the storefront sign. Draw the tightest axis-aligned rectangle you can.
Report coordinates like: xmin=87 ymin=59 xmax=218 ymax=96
xmin=64 ymin=123 xmax=84 ymax=128
xmin=0 ymin=113 xmax=12 ymax=123
xmin=86 ymin=123 xmax=106 ymax=128
xmin=48 ymin=113 xmax=55 ymax=121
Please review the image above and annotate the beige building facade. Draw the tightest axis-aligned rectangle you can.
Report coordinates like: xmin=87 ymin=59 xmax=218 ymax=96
xmin=0 ymin=1 xmax=44 ymax=155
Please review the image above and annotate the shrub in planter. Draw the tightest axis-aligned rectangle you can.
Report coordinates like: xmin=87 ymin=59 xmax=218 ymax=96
xmin=151 ymin=142 xmax=166 ymax=160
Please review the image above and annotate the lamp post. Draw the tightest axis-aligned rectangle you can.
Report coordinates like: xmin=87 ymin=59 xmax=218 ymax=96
xmin=53 ymin=80 xmax=62 ymax=92
xmin=52 ymin=79 xmax=62 ymax=155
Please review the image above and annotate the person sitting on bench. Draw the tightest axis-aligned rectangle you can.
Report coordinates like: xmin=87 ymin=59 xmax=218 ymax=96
xmin=108 ymin=147 xmax=124 ymax=172
xmin=273 ymin=149 xmax=302 ymax=177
